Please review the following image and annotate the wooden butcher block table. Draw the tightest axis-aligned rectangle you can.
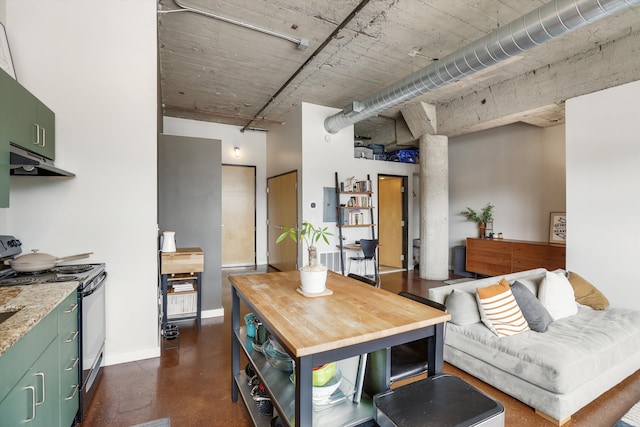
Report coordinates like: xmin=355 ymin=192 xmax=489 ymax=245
xmin=230 ymin=270 xmax=450 ymax=426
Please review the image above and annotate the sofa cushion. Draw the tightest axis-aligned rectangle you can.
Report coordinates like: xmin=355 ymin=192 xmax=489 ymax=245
xmin=538 ymin=270 xmax=578 ymax=320
xmin=444 ymin=306 xmax=640 ymax=394
xmin=568 ymin=271 xmax=609 ymax=310
xmin=511 ymin=281 xmax=553 ymax=332
xmin=445 ymin=289 xmax=481 ymax=326
xmin=476 ymin=279 xmax=530 ymax=337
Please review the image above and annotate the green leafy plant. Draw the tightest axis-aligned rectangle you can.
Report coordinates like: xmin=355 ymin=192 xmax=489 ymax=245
xmin=276 ymin=221 xmax=333 ymax=267
xmin=460 ymin=203 xmax=494 ymax=224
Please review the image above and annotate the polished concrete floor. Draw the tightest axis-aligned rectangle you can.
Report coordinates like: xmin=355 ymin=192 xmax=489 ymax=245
xmin=80 ymin=268 xmax=639 ymax=427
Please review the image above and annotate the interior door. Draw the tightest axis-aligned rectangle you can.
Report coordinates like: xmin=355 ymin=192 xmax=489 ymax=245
xmin=267 ymin=171 xmax=298 ymax=271
xmin=378 ymin=175 xmax=407 ymax=269
xmin=222 ymin=165 xmax=256 ymax=267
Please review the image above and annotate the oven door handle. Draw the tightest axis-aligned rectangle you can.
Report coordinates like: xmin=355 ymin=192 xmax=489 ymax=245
xmin=80 ymin=271 xmax=108 ymax=297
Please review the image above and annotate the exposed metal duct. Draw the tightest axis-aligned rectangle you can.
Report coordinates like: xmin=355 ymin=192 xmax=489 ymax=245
xmin=324 ymin=0 xmax=640 ymax=133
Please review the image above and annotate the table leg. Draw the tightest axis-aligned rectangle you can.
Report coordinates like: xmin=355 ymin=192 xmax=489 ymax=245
xmin=196 ymin=272 xmax=202 ymax=330
xmin=231 ymin=287 xmax=240 ymax=402
xmin=295 ymin=356 xmax=313 ymax=426
xmin=427 ymin=323 xmax=445 ymax=376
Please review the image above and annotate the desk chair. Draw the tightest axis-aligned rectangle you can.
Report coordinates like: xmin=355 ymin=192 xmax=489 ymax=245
xmin=348 ymin=239 xmax=378 ymax=281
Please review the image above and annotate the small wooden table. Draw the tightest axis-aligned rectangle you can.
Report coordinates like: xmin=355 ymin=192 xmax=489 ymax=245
xmin=160 ymin=247 xmax=203 ymax=330
xmin=230 ymin=271 xmax=450 ymax=426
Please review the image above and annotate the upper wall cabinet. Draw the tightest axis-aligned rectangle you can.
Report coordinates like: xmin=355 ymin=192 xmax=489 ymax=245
xmin=0 ymin=68 xmax=56 ymax=161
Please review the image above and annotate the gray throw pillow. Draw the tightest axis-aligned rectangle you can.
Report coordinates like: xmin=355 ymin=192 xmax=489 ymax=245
xmin=445 ymin=289 xmax=481 ymax=326
xmin=511 ymin=281 xmax=553 ymax=332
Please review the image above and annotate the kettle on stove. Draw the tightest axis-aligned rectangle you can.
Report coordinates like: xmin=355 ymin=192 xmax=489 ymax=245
xmin=161 ymin=231 xmax=176 ymax=252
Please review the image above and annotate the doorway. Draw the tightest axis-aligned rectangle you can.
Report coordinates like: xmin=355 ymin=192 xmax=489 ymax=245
xmin=267 ymin=171 xmax=298 ymax=271
xmin=377 ymin=175 xmax=408 ymax=272
xmin=221 ymin=165 xmax=256 ymax=267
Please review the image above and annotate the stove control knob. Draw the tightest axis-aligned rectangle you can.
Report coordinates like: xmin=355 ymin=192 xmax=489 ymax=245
xmin=7 ymin=239 xmax=21 ymax=247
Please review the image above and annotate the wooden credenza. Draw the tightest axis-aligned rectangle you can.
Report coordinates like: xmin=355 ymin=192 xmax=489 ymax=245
xmin=466 ymin=238 xmax=565 ymax=276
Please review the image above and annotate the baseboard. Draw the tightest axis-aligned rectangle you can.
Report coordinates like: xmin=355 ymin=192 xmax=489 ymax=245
xmin=202 ymin=307 xmax=224 ymax=318
xmin=104 ymin=346 xmax=161 ymax=366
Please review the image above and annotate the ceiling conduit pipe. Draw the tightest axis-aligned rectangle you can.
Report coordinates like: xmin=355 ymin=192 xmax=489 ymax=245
xmin=324 ymin=0 xmax=640 ymax=133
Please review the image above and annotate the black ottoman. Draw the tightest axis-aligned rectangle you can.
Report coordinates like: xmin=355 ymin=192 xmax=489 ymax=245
xmin=374 ymin=374 xmax=505 ymax=427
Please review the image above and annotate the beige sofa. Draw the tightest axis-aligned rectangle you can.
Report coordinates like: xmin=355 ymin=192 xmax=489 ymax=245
xmin=428 ymin=268 xmax=640 ymax=425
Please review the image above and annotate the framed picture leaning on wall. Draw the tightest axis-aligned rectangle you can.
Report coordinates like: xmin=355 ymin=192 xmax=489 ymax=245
xmin=0 ymin=21 xmax=16 ymax=79
xmin=549 ymin=212 xmax=567 ymax=245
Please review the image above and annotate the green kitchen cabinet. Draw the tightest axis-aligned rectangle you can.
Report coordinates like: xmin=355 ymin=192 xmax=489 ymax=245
xmin=0 ymin=290 xmax=79 ymax=427
xmin=58 ymin=292 xmax=80 ymax=427
xmin=0 ymin=339 xmax=60 ymax=427
xmin=0 ymin=69 xmax=11 ymax=207
xmin=0 ymin=68 xmax=56 ymax=161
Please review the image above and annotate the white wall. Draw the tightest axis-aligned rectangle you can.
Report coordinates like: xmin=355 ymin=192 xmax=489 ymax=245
xmin=0 ymin=0 xmax=5 ymax=27
xmin=448 ymin=122 xmax=566 ymax=252
xmin=163 ymin=117 xmax=269 ymax=265
xmin=566 ymin=80 xmax=640 ymax=309
xmin=5 ymin=0 xmax=159 ymax=364
xmin=268 ymin=102 xmax=421 ymax=268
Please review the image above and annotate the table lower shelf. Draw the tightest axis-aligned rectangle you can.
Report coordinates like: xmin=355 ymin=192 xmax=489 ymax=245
xmin=234 ymin=328 xmax=374 ymax=426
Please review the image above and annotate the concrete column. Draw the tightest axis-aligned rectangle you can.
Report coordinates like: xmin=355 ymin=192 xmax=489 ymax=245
xmin=419 ymin=134 xmax=449 ymax=280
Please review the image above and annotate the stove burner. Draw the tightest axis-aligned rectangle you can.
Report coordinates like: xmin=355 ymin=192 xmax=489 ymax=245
xmin=0 ymin=277 xmax=37 ymax=286
xmin=45 ymin=276 xmax=80 ymax=283
xmin=51 ymin=264 xmax=94 ymax=274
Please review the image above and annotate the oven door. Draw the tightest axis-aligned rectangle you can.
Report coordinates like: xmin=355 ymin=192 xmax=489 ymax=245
xmin=80 ymin=271 xmax=107 ymax=417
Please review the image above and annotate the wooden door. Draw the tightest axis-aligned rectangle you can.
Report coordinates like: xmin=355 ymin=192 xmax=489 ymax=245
xmin=267 ymin=171 xmax=298 ymax=271
xmin=378 ymin=175 xmax=406 ymax=269
xmin=222 ymin=165 xmax=256 ymax=267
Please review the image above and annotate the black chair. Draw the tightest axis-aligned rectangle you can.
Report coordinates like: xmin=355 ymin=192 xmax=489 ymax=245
xmin=348 ymin=239 xmax=378 ymax=280
xmin=390 ymin=292 xmax=447 ymax=383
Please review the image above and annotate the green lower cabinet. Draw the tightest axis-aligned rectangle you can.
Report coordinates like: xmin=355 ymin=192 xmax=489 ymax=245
xmin=0 ymin=290 xmax=79 ymax=427
xmin=0 ymin=339 xmax=59 ymax=427
xmin=58 ymin=292 xmax=80 ymax=426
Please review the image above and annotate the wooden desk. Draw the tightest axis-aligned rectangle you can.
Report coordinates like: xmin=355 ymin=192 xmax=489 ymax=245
xmin=230 ymin=271 xmax=450 ymax=426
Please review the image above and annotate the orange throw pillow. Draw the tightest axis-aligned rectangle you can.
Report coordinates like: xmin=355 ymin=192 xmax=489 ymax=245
xmin=568 ymin=272 xmax=609 ymax=310
xmin=476 ymin=278 xmax=530 ymax=337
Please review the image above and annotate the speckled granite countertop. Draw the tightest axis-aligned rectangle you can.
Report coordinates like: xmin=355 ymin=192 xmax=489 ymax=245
xmin=0 ymin=282 xmax=78 ymax=356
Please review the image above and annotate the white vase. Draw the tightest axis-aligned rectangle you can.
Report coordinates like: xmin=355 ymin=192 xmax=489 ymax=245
xmin=299 ymin=267 xmax=328 ymax=294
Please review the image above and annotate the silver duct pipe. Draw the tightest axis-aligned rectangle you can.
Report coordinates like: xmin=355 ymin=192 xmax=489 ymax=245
xmin=324 ymin=0 xmax=640 ymax=133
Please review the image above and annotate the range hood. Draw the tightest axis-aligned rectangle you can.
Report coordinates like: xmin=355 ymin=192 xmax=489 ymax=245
xmin=9 ymin=144 xmax=75 ymax=177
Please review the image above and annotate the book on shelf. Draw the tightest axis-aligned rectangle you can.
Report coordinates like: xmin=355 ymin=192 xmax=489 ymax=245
xmin=172 ymin=283 xmax=195 ymax=292
xmin=342 ymin=179 xmax=372 ymax=193
xmin=347 ymin=196 xmax=370 ymax=208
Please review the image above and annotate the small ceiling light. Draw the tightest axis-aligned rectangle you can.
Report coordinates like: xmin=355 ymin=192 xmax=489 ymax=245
xmin=234 ymin=146 xmax=241 ymax=157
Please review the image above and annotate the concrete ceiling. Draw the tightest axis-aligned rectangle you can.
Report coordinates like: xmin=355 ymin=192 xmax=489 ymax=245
xmin=157 ymin=0 xmax=640 ymax=148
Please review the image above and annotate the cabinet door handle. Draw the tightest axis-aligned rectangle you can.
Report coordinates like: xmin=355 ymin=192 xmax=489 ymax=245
xmin=25 ymin=386 xmax=36 ymax=422
xmin=64 ymin=384 xmax=79 ymax=401
xmin=65 ymin=357 xmax=80 ymax=371
xmin=33 ymin=123 xmax=40 ymax=146
xmin=41 ymin=126 xmax=46 ymax=147
xmin=64 ymin=303 xmax=79 ymax=313
xmin=65 ymin=330 xmax=79 ymax=343
xmin=35 ymin=372 xmax=45 ymax=405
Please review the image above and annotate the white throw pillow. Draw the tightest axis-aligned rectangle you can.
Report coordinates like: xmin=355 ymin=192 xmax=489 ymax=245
xmin=538 ymin=270 xmax=578 ymax=320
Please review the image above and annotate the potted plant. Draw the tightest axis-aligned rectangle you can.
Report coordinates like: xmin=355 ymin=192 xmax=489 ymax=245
xmin=460 ymin=203 xmax=494 ymax=238
xmin=276 ymin=221 xmax=334 ymax=293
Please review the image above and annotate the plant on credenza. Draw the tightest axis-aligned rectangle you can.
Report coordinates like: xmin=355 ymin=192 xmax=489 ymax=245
xmin=276 ymin=221 xmax=334 ymax=293
xmin=460 ymin=203 xmax=494 ymax=238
